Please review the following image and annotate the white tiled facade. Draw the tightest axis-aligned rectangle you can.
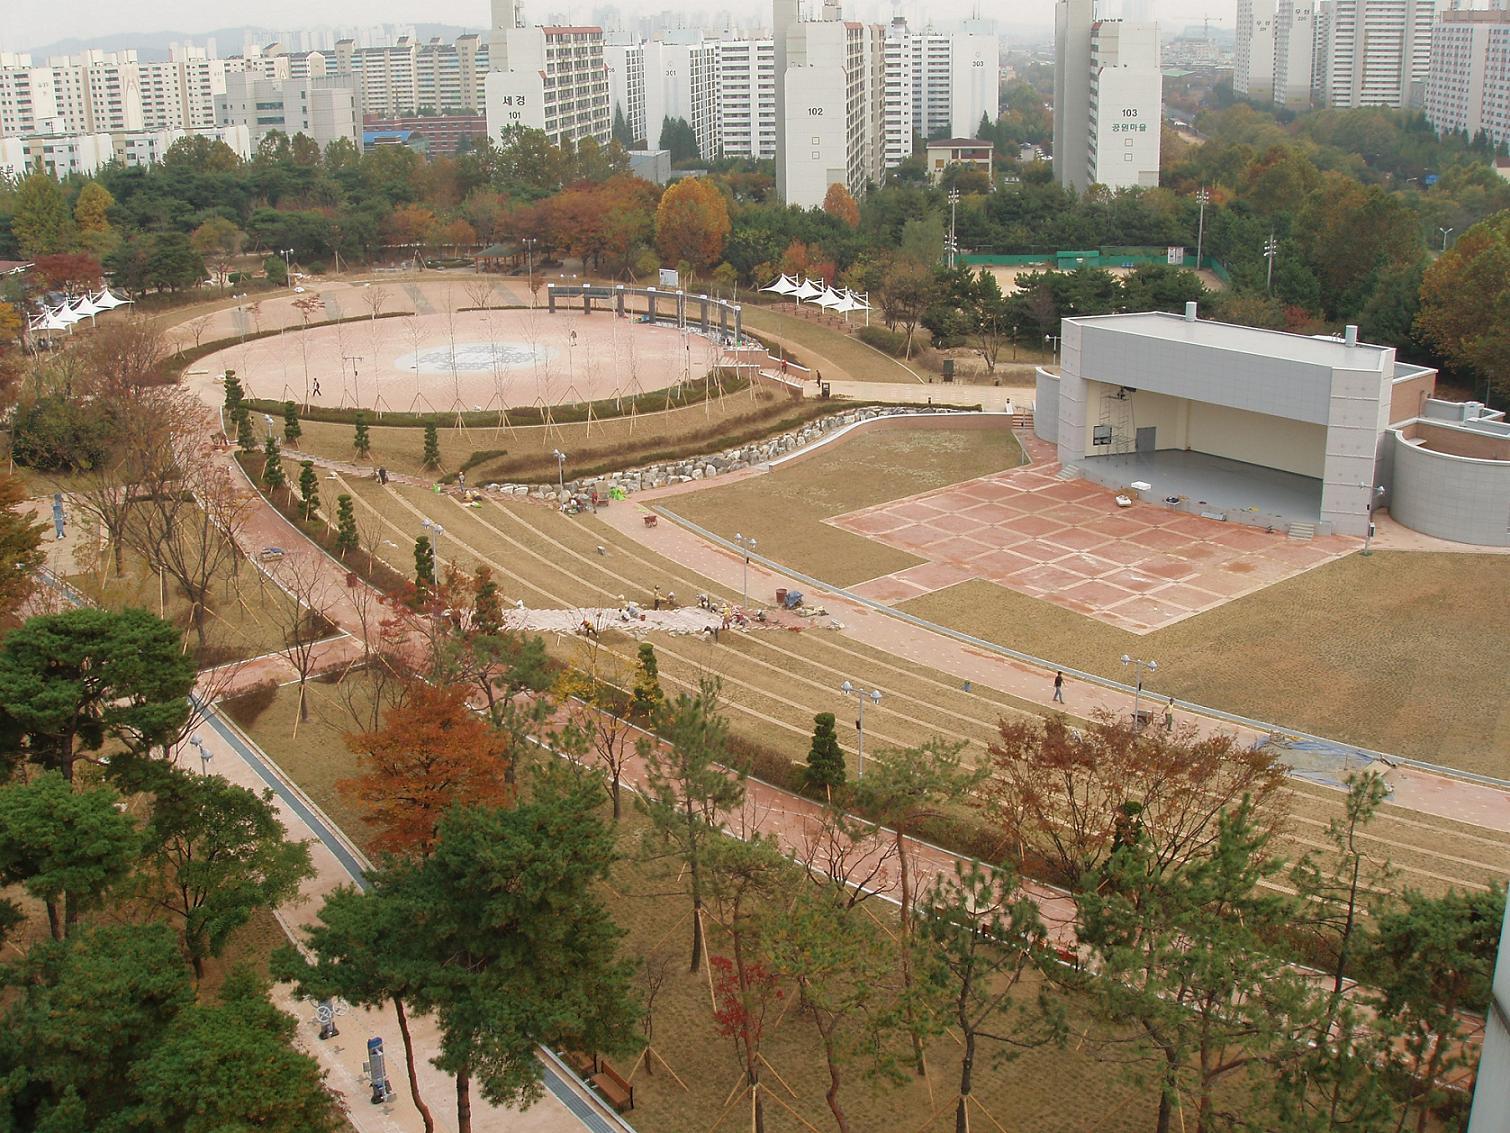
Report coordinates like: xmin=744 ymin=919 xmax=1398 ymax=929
xmin=778 ymin=15 xmax=886 ymax=208
xmin=1087 ymin=21 xmax=1162 ymax=190
xmin=216 ymin=73 xmax=360 ymax=151
xmin=1313 ymin=0 xmax=1439 ymax=108
xmin=715 ymin=39 xmax=776 ymax=160
xmin=1236 ymin=0 xmax=1316 ymax=108
xmin=485 ymin=14 xmax=610 ymax=148
xmin=1425 ymin=9 xmax=1510 ymax=148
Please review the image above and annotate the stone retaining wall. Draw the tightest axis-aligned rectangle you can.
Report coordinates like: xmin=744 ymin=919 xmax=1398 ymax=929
xmin=480 ymin=406 xmax=998 ymax=503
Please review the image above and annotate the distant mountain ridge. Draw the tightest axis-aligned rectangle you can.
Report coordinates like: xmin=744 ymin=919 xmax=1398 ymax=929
xmin=23 ymin=23 xmax=480 ymax=61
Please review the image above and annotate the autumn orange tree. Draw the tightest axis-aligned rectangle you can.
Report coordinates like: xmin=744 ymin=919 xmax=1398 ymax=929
xmin=654 ymin=177 xmax=732 ymax=272
xmin=341 ymin=681 xmax=513 ymax=856
xmin=822 ymin=183 xmax=860 ymax=229
xmin=981 ymin=711 xmax=1285 ymax=890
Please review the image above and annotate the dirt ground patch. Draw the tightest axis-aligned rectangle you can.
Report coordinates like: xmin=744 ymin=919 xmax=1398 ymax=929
xmin=899 ymin=552 xmax=1510 ymax=773
xmin=670 ymin=426 xmax=1026 ymax=587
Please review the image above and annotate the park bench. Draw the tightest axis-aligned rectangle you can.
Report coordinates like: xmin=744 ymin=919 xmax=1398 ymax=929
xmin=591 ymin=1058 xmax=635 ymax=1112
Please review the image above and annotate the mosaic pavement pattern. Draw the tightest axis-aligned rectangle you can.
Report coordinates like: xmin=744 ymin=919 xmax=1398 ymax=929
xmin=831 ymin=446 xmax=1357 ymax=634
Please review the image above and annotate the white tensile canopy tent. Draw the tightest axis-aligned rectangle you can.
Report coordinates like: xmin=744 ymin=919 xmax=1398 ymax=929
xmin=759 ymin=274 xmax=799 ymax=295
xmin=792 ymin=278 xmax=823 ymax=302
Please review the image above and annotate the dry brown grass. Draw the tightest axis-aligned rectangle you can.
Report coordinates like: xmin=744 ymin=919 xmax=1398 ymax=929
xmin=671 ymin=426 xmax=1025 ymax=587
xmin=898 ymin=551 xmax=1510 ymax=774
xmin=327 ymin=474 xmax=1510 ymax=896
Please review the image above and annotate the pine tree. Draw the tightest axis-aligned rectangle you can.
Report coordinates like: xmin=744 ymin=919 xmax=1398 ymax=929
xmin=630 ymin=642 xmax=665 ymax=720
xmin=473 ymin=566 xmax=503 ymax=634
xmin=283 ymin=400 xmax=302 ymax=445
xmin=235 ymin=408 xmax=256 ymax=452
xmin=421 ymin=421 xmax=441 ymax=471
xmin=353 ymin=411 xmax=371 ymax=459
xmin=335 ymin=495 xmax=358 ymax=557
xmin=414 ymin=535 xmax=436 ymax=587
xmin=298 ymin=460 xmax=320 ymax=519
xmin=803 ymin=712 xmax=846 ymax=794
xmin=261 ymin=436 xmax=285 ymax=491
xmin=223 ymin=370 xmax=244 ymax=417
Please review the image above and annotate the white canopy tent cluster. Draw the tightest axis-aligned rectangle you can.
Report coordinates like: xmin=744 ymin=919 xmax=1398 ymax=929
xmin=26 ymin=288 xmax=133 ymax=336
xmin=760 ymin=274 xmax=872 ymax=321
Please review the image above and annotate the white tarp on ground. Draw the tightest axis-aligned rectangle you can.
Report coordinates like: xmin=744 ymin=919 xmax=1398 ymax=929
xmin=502 ymin=606 xmax=722 ymax=638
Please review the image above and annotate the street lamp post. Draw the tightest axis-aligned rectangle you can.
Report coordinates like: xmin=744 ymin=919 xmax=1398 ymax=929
xmin=1438 ymin=226 xmax=1454 ymax=253
xmin=421 ymin=518 xmax=444 ymax=566
xmin=1044 ymin=333 xmax=1061 ymax=363
xmin=1120 ymin=654 xmax=1159 ymax=728
xmin=947 ymin=188 xmax=960 ymax=270
xmin=734 ymin=532 xmax=757 ymax=606
xmin=189 ymin=735 xmax=212 ymax=775
xmin=281 ymin=248 xmax=295 ymax=282
xmin=552 ymin=448 xmax=567 ymax=493
xmin=1361 ymin=484 xmax=1385 ymax=554
xmin=839 ymin=680 xmax=882 ymax=777
xmin=1194 ymin=186 xmax=1210 ymax=268
xmin=523 ymin=237 xmax=538 ymax=305
xmin=1264 ymin=233 xmax=1279 ymax=293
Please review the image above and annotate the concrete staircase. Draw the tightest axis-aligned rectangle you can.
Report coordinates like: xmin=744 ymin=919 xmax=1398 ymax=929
xmin=1287 ymin=522 xmax=1316 ymax=541
xmin=1009 ymin=411 xmax=1034 ymax=429
xmin=1055 ymin=465 xmax=1081 ymax=481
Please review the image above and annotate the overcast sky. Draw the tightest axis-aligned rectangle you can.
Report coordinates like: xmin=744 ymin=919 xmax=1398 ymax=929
xmin=7 ymin=0 xmax=1229 ymax=55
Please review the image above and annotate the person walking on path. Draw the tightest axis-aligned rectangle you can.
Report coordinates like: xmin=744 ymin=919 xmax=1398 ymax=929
xmin=1164 ymin=697 xmax=1175 ymax=733
xmin=1053 ymin=671 xmax=1065 ymax=703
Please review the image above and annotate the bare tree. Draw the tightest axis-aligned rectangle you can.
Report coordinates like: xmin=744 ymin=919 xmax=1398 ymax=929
xmin=361 ymin=286 xmax=390 ymax=322
xmin=128 ymin=407 xmax=253 ymax=654
xmin=462 ymin=279 xmax=495 ymax=311
xmin=269 ymin=553 xmax=341 ymax=724
xmin=981 ymin=711 xmax=1286 ymax=889
xmin=79 ymin=317 xmax=169 ymax=398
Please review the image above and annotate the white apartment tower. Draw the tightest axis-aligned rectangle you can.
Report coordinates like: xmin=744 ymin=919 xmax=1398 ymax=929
xmin=882 ymin=21 xmax=916 ymax=167
xmin=216 ymin=73 xmax=360 ymax=151
xmin=485 ymin=0 xmax=611 ymax=147
xmin=1313 ymin=0 xmax=1440 ymax=108
xmin=716 ymin=39 xmax=776 ymax=160
xmin=1236 ymin=0 xmax=1315 ymax=108
xmin=1056 ymin=0 xmax=1162 ymax=192
xmin=776 ymin=0 xmax=886 ymax=208
xmin=0 ymin=56 xmax=61 ymax=137
xmin=1424 ymin=7 xmax=1510 ymax=148
xmin=605 ymin=42 xmax=647 ymax=142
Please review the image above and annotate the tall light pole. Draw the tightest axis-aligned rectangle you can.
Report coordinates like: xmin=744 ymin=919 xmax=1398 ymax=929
xmin=1264 ymin=233 xmax=1279 ymax=294
xmin=734 ymin=532 xmax=757 ymax=606
xmin=839 ymin=680 xmax=883 ymax=777
xmin=1361 ymin=484 xmax=1385 ymax=555
xmin=523 ymin=236 xmax=538 ymax=305
xmin=551 ymin=448 xmax=566 ymax=492
xmin=1044 ymin=333 xmax=1061 ymax=362
xmin=1120 ymin=654 xmax=1158 ymax=728
xmin=281 ymin=247 xmax=295 ymax=281
xmin=947 ymin=187 xmax=960 ymax=270
xmin=189 ymin=735 xmax=212 ymax=775
xmin=421 ymin=517 xmax=444 ymax=566
xmin=1194 ymin=186 xmax=1210 ymax=268
xmin=1438 ymin=226 xmax=1454 ymax=253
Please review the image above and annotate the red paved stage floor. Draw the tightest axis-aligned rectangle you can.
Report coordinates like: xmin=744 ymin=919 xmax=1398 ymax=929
xmin=831 ymin=438 xmax=1357 ymax=633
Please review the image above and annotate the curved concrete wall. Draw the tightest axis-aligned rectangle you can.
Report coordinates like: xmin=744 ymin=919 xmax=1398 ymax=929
xmin=1389 ymin=431 xmax=1510 ymax=547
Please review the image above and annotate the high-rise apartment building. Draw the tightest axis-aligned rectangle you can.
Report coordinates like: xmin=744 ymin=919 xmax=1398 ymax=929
xmin=605 ymin=42 xmax=647 ymax=141
xmin=882 ymin=21 xmax=917 ymax=167
xmin=138 ymin=47 xmax=229 ymax=131
xmin=1313 ymin=0 xmax=1439 ymax=108
xmin=1236 ymin=0 xmax=1315 ymax=108
xmin=485 ymin=0 xmax=611 ymax=147
xmin=216 ymin=72 xmax=360 ymax=151
xmin=1056 ymin=0 xmax=1162 ymax=191
xmin=0 ymin=55 xmax=61 ymax=137
xmin=641 ymin=35 xmax=721 ymax=158
xmin=1424 ymin=6 xmax=1510 ymax=147
xmin=879 ymin=19 xmax=1000 ymax=155
xmin=715 ymin=39 xmax=776 ymax=160
xmin=775 ymin=0 xmax=886 ymax=208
